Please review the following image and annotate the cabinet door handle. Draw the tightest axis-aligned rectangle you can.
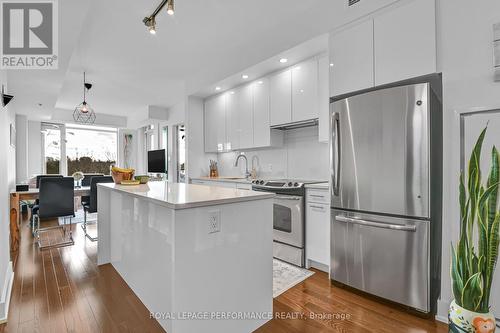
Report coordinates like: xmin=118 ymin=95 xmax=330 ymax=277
xmin=310 ymin=205 xmax=326 ymax=210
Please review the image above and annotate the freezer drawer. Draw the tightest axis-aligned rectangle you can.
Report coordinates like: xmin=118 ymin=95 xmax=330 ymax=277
xmin=331 ymin=210 xmax=430 ymax=312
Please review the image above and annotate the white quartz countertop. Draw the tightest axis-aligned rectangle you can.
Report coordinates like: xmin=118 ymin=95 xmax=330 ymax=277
xmin=190 ymin=176 xmax=252 ymax=184
xmin=304 ymin=182 xmax=329 ymax=190
xmin=98 ymin=181 xmax=274 ymax=210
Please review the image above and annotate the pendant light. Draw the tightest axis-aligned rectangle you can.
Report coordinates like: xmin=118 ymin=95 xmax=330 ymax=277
xmin=73 ymin=72 xmax=96 ymax=124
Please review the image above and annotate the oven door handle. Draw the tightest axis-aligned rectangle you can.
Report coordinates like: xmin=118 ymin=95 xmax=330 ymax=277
xmin=275 ymin=196 xmax=302 ymax=201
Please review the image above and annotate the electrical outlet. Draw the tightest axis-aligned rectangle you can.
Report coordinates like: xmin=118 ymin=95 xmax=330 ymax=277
xmin=268 ymin=164 xmax=273 ymax=172
xmin=208 ymin=210 xmax=221 ymax=234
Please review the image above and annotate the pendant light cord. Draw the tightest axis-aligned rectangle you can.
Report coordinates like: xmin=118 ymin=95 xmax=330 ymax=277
xmin=83 ymin=72 xmax=86 ymax=103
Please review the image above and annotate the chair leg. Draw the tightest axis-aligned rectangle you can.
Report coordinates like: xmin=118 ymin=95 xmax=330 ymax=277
xmin=82 ymin=209 xmax=98 ymax=242
xmin=36 ymin=215 xmax=75 ymax=250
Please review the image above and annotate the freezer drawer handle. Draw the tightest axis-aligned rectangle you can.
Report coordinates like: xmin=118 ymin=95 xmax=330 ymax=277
xmin=336 ymin=215 xmax=417 ymax=232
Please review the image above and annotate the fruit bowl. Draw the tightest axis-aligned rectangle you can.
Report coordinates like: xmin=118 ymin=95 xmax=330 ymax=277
xmin=111 ymin=166 xmax=135 ymax=184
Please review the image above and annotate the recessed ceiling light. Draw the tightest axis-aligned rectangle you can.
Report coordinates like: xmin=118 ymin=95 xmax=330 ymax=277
xmin=229 ymin=91 xmax=235 ymax=95
xmin=330 ymin=63 xmax=334 ymax=67
xmin=215 ymin=86 xmax=221 ymax=91
xmin=279 ymin=58 xmax=288 ymax=63
xmin=257 ymin=81 xmax=263 ymax=85
xmin=242 ymin=74 xmax=249 ymax=79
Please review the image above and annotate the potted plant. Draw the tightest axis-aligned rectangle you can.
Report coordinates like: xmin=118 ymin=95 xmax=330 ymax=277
xmin=72 ymin=171 xmax=84 ymax=188
xmin=449 ymin=127 xmax=499 ymax=333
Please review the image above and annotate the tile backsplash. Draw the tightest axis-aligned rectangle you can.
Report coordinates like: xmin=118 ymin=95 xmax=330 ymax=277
xmin=217 ymin=126 xmax=329 ymax=181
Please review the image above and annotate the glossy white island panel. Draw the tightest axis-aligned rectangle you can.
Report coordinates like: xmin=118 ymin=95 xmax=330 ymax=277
xmin=97 ymin=182 xmax=274 ymax=333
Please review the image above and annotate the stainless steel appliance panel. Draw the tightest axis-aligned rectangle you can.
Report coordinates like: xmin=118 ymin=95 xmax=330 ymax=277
xmin=273 ymin=195 xmax=304 ymax=248
xmin=331 ymin=83 xmax=430 ymax=218
xmin=331 ymin=210 xmax=430 ymax=312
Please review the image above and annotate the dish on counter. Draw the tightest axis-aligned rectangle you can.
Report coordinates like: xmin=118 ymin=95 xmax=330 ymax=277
xmin=120 ymin=180 xmax=141 ymax=186
xmin=134 ymin=175 xmax=150 ymax=184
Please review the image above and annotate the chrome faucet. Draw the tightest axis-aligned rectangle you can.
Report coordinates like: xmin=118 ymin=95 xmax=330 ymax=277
xmin=234 ymin=153 xmax=251 ymax=179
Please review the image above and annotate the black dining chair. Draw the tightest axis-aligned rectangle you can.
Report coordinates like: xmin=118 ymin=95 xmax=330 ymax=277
xmin=31 ymin=175 xmax=64 ymax=223
xmin=80 ymin=173 xmax=104 ymax=206
xmin=32 ymin=177 xmax=75 ymax=249
xmin=82 ymin=176 xmax=113 ymax=241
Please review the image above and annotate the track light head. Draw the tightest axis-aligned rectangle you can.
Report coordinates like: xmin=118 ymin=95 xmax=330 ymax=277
xmin=143 ymin=16 xmax=156 ymax=34
xmin=167 ymin=0 xmax=174 ymax=15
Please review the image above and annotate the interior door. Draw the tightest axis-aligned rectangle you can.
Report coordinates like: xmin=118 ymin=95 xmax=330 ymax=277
xmin=331 ymin=83 xmax=430 ymax=218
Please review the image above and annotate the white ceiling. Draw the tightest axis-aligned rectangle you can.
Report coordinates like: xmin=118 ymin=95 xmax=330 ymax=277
xmin=7 ymin=0 xmax=400 ymax=122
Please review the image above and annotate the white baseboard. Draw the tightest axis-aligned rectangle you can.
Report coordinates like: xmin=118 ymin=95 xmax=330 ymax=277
xmin=0 ymin=261 xmax=14 ymax=324
xmin=435 ymin=298 xmax=450 ymax=324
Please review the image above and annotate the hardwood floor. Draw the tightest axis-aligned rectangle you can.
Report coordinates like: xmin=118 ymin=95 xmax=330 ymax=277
xmin=1 ymin=213 xmax=447 ymax=333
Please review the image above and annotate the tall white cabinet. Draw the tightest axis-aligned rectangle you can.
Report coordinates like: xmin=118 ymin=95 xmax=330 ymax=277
xmin=374 ymin=0 xmax=436 ymax=85
xmin=291 ymin=58 xmax=319 ymax=122
xmin=329 ymin=0 xmax=436 ymax=97
xmin=204 ymin=94 xmax=226 ymax=153
xmin=330 ymin=19 xmax=374 ymax=97
xmin=269 ymin=70 xmax=292 ymax=126
xmin=253 ymin=78 xmax=272 ymax=148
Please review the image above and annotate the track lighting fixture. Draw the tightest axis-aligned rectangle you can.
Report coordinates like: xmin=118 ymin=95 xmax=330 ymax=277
xmin=143 ymin=0 xmax=175 ymax=34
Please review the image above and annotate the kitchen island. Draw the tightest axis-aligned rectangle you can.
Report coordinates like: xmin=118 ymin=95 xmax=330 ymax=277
xmin=97 ymin=181 xmax=274 ymax=333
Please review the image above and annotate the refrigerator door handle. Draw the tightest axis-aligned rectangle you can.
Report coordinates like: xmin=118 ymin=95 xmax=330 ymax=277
xmin=330 ymin=107 xmax=340 ymax=196
xmin=336 ymin=215 xmax=417 ymax=232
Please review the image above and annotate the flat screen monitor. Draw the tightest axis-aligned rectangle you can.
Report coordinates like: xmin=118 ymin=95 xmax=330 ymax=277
xmin=148 ymin=149 xmax=166 ymax=173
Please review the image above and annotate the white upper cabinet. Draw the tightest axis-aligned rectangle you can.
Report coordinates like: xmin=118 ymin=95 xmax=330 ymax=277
xmin=318 ymin=55 xmax=330 ymax=143
xmin=253 ymin=78 xmax=271 ymax=148
xmin=330 ymin=19 xmax=374 ymax=97
xmin=374 ymin=0 xmax=436 ymax=85
xmin=204 ymin=94 xmax=226 ymax=153
xmin=225 ymin=90 xmax=239 ymax=151
xmin=269 ymin=69 xmax=292 ymax=126
xmin=291 ymin=58 xmax=319 ymax=122
xmin=238 ymin=84 xmax=254 ymax=149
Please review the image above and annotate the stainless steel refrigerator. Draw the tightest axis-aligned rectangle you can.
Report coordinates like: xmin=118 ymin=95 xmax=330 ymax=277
xmin=329 ymin=75 xmax=442 ymax=314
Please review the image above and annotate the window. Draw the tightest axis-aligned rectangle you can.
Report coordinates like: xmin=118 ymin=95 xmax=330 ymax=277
xmin=66 ymin=124 xmax=117 ymax=175
xmin=41 ymin=123 xmax=61 ymax=174
xmin=145 ymin=124 xmax=156 ymax=151
xmin=41 ymin=123 xmax=117 ymax=176
xmin=161 ymin=126 xmax=169 ymax=177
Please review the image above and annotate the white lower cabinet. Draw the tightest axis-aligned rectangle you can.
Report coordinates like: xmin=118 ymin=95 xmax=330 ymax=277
xmin=306 ymin=188 xmax=330 ymax=272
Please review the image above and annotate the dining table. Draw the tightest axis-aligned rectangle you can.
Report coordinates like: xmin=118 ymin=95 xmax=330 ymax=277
xmin=9 ymin=186 xmax=91 ymax=256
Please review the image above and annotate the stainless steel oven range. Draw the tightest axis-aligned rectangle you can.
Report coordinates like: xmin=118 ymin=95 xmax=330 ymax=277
xmin=252 ymin=179 xmax=313 ymax=267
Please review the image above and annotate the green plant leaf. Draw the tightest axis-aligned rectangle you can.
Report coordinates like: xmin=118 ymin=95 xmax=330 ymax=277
xmin=451 ymin=244 xmax=464 ymax=305
xmin=461 ymin=272 xmax=484 ymax=312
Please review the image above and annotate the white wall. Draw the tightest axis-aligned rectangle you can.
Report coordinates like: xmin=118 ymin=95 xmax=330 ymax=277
xmin=27 ymin=120 xmax=42 ymax=178
xmin=0 ymin=70 xmax=15 ymax=321
xmin=15 ymin=115 xmax=28 ymax=183
xmin=217 ymin=126 xmax=329 ymax=181
xmin=437 ymin=0 xmax=500 ymax=320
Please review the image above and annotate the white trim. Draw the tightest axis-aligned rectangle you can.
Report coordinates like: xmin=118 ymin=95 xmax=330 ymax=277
xmin=0 ymin=261 xmax=14 ymax=324
xmin=435 ymin=298 xmax=450 ymax=324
